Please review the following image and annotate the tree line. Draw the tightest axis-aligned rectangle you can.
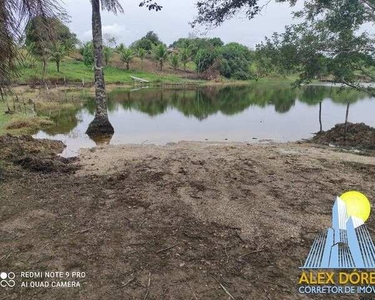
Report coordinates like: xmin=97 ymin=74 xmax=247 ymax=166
xmin=1 ymin=0 xmax=374 ymax=136
xmin=21 ymin=20 xmax=257 ymax=81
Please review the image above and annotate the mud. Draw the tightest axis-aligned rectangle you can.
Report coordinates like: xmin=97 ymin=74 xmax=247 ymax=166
xmin=1 ymin=138 xmax=375 ymax=299
xmin=0 ymin=134 xmax=76 ymax=173
xmin=312 ymin=122 xmax=375 ymax=150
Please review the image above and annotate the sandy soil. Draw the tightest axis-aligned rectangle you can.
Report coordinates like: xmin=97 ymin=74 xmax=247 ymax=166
xmin=1 ymin=140 xmax=375 ymax=299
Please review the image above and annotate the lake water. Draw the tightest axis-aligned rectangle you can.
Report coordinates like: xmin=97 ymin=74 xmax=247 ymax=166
xmin=34 ymin=84 xmax=375 ymax=157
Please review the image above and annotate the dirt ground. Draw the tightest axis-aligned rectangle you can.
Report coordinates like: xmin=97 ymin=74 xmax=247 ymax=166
xmin=312 ymin=122 xmax=375 ymax=150
xmin=1 ymin=139 xmax=375 ymax=299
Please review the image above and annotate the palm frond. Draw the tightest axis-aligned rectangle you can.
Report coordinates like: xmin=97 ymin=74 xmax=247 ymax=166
xmin=0 ymin=0 xmax=64 ymax=89
xmin=100 ymin=0 xmax=124 ymax=13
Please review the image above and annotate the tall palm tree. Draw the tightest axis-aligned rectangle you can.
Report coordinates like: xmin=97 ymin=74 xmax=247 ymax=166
xmin=86 ymin=0 xmax=123 ymax=137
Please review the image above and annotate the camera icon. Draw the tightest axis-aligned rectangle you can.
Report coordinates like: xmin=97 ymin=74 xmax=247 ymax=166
xmin=0 ymin=272 xmax=15 ymax=288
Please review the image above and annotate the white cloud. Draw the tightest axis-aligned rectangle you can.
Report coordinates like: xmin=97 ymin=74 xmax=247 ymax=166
xmin=82 ymin=23 xmax=131 ymax=43
xmin=65 ymin=0 xmax=302 ymax=47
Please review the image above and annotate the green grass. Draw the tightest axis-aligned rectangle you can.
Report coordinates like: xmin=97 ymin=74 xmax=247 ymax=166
xmin=254 ymin=74 xmax=300 ymax=85
xmin=16 ymin=60 xmax=198 ymax=85
xmin=0 ymin=90 xmax=86 ymax=135
xmin=0 ymin=101 xmax=48 ymax=135
xmin=0 ymin=102 xmax=13 ymax=135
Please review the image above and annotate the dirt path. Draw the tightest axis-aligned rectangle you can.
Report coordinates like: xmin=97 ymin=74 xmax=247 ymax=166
xmin=1 ymin=141 xmax=375 ymax=299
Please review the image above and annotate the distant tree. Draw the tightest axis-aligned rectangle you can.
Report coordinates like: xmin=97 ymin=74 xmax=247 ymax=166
xmin=144 ymin=31 xmax=161 ymax=45
xmin=47 ymin=41 xmax=73 ymax=72
xmin=120 ymin=48 xmax=134 ymax=70
xmin=137 ymin=48 xmax=147 ymax=68
xmin=179 ymin=47 xmax=192 ymax=71
xmin=170 ymin=38 xmax=192 ymax=49
xmin=219 ymin=42 xmax=252 ymax=79
xmin=210 ymin=37 xmax=224 ymax=47
xmin=131 ymin=31 xmax=162 ymax=51
xmin=195 ymin=48 xmax=218 ymax=73
xmin=0 ymin=0 xmax=65 ymax=90
xmin=170 ymin=53 xmax=180 ymax=70
xmin=82 ymin=42 xmax=94 ymax=67
xmin=103 ymin=46 xmax=113 ymax=65
xmin=253 ymin=44 xmax=275 ymax=78
xmin=117 ymin=43 xmax=125 ymax=52
xmin=153 ymin=44 xmax=168 ymax=71
xmin=25 ymin=16 xmax=77 ymax=76
xmin=131 ymin=38 xmax=153 ymax=51
xmin=171 ymin=37 xmax=224 ymax=57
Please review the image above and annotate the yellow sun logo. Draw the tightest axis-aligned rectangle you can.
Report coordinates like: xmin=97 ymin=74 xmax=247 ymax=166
xmin=340 ymin=191 xmax=371 ymax=222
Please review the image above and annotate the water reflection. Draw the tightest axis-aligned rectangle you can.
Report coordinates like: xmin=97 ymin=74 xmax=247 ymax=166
xmin=33 ymin=84 xmax=375 ymax=157
xmin=101 ymin=85 xmax=367 ymax=119
xmin=89 ymin=134 xmax=113 ymax=146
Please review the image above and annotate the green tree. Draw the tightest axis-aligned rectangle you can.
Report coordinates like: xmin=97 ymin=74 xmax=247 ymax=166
xmin=179 ymin=47 xmax=192 ymax=71
xmin=144 ymin=31 xmax=161 ymax=45
xmin=1 ymin=3 xmax=61 ymax=89
xmin=103 ymin=46 xmax=113 ymax=65
xmin=82 ymin=42 xmax=94 ymax=67
xmin=170 ymin=53 xmax=180 ymax=70
xmin=195 ymin=49 xmax=218 ymax=73
xmin=120 ymin=48 xmax=134 ymax=70
xmin=130 ymin=31 xmax=162 ymax=51
xmin=153 ymin=44 xmax=168 ymax=71
xmin=117 ymin=43 xmax=125 ymax=52
xmin=25 ymin=16 xmax=77 ymax=76
xmin=219 ymin=42 xmax=252 ymax=79
xmin=86 ymin=0 xmax=124 ymax=136
xmin=171 ymin=37 xmax=224 ymax=57
xmin=137 ymin=48 xmax=147 ymax=68
xmin=131 ymin=39 xmax=153 ymax=51
xmin=193 ymin=0 xmax=375 ymax=95
xmin=46 ymin=41 xmax=73 ymax=72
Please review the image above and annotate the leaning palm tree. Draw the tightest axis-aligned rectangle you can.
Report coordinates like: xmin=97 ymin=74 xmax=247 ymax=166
xmin=86 ymin=0 xmax=124 ymax=137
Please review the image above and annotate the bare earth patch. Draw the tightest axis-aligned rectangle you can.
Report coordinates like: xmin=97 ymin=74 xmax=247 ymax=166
xmin=1 ymin=141 xmax=375 ymax=299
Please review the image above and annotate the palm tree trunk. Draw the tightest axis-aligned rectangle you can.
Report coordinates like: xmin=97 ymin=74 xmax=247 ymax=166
xmin=56 ymin=61 xmax=60 ymax=73
xmin=319 ymin=102 xmax=322 ymax=132
xmin=86 ymin=0 xmax=114 ymax=137
xmin=42 ymin=58 xmax=47 ymax=77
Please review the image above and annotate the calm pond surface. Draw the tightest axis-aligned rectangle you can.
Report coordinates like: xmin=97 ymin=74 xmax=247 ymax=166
xmin=34 ymin=84 xmax=375 ymax=157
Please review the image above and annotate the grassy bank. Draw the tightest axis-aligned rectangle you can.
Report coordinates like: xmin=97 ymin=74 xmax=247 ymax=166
xmin=0 ymin=101 xmax=52 ymax=135
xmin=0 ymin=89 xmax=86 ymax=135
xmin=16 ymin=57 xmax=200 ymax=85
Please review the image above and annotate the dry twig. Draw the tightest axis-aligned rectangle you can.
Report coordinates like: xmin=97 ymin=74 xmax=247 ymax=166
xmin=143 ymin=272 xmax=151 ymax=300
xmin=156 ymin=244 xmax=178 ymax=254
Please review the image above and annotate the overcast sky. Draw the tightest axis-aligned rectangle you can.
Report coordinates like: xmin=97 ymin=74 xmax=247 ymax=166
xmin=63 ymin=0 xmax=303 ymax=48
